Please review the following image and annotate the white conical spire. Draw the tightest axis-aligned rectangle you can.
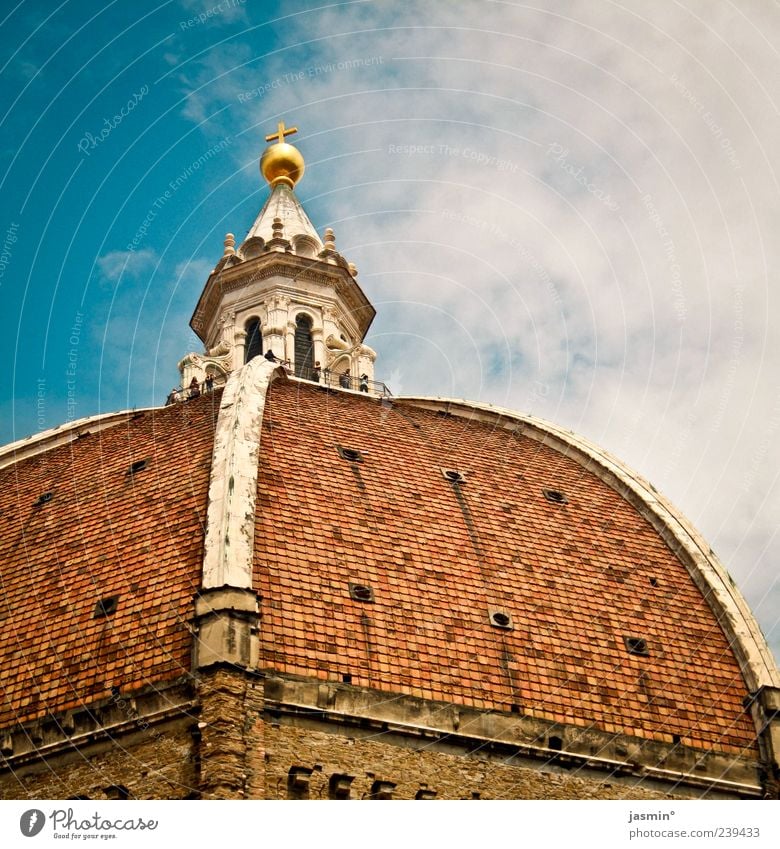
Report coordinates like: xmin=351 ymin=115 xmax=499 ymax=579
xmin=241 ymin=183 xmax=323 ymax=253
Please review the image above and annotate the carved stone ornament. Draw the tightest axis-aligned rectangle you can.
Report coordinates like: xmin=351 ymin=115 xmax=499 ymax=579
xmin=208 ymin=339 xmax=231 ymax=357
xmin=325 ymin=334 xmax=350 ymax=352
xmin=180 ymin=352 xmax=202 ymax=367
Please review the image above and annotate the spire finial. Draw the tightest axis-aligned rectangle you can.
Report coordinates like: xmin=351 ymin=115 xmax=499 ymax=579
xmin=260 ymin=120 xmax=305 ymax=188
xmin=265 ymin=121 xmax=298 ymax=145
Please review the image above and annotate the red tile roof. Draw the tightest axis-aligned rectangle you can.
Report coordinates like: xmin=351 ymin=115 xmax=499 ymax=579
xmin=0 ymin=378 xmax=757 ymax=757
xmin=0 ymin=395 xmax=219 ymax=728
xmin=255 ymin=380 xmax=756 ymax=754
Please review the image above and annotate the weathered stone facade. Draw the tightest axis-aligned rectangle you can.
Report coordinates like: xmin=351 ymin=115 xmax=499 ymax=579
xmin=0 ymin=718 xmax=197 ymax=801
xmin=2 ymin=666 xmax=765 ymax=800
xmin=264 ymin=723 xmax=682 ymax=801
xmin=196 ymin=668 xmax=265 ymax=799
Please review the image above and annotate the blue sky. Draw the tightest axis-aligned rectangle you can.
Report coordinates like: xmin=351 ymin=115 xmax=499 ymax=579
xmin=1 ymin=0 xmax=778 ymax=660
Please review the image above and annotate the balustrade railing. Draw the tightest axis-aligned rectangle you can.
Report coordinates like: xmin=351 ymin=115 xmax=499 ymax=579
xmin=165 ymin=366 xmax=392 ymax=405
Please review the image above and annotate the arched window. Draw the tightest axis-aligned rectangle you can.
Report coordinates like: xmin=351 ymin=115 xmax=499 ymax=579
xmin=294 ymin=314 xmax=314 ymax=378
xmin=244 ymin=318 xmax=262 ymax=363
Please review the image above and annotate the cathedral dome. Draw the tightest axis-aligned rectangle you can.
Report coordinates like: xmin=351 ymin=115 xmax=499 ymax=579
xmin=1 ymin=365 xmax=778 ymax=800
xmin=0 ymin=125 xmax=777 ymax=802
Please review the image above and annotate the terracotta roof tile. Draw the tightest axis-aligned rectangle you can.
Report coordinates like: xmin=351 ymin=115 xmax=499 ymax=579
xmin=0 ymin=378 xmax=758 ymax=757
xmin=0 ymin=395 xmax=218 ymax=728
xmin=254 ymin=381 xmax=756 ymax=754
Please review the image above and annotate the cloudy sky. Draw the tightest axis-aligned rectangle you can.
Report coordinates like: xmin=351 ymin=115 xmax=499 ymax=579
xmin=1 ymin=0 xmax=778 ymax=661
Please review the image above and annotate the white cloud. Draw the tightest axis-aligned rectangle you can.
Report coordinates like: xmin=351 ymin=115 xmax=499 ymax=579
xmin=177 ymin=0 xmax=249 ymax=26
xmin=97 ymin=248 xmax=159 ymax=284
xmin=173 ymin=0 xmax=780 ymax=660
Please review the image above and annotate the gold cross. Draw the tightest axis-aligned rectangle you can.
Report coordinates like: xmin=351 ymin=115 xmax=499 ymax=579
xmin=265 ymin=121 xmax=298 ymax=145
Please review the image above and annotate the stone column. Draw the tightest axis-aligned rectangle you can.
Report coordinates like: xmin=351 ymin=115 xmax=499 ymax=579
xmin=234 ymin=330 xmax=247 ymax=367
xmin=285 ymin=320 xmax=295 ymax=368
xmin=196 ymin=668 xmax=266 ymax=799
xmin=312 ymin=329 xmax=325 ymax=370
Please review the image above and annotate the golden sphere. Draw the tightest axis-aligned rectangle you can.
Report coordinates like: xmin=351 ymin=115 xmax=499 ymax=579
xmin=260 ymin=142 xmax=305 ymax=188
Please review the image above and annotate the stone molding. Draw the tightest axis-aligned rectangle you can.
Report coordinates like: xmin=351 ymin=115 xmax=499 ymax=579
xmin=263 ymin=673 xmax=762 ymax=798
xmin=0 ymin=679 xmax=196 ymax=770
xmin=201 ymin=357 xmax=282 ymax=589
xmin=0 ymin=408 xmax=158 ymax=470
xmin=193 ymin=586 xmax=261 ymax=671
xmin=191 ymin=253 xmax=375 ymax=343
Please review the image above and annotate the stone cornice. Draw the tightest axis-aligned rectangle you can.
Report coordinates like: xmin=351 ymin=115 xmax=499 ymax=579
xmin=0 ymin=408 xmax=158 ymax=470
xmin=190 ymin=253 xmax=375 ymax=343
xmin=0 ymin=678 xmax=196 ymax=770
xmin=263 ymin=673 xmax=762 ymax=798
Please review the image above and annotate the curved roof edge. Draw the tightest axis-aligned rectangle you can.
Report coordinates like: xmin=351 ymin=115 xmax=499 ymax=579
xmin=0 ymin=407 xmax=159 ymax=471
xmin=395 ymin=395 xmax=780 ymax=694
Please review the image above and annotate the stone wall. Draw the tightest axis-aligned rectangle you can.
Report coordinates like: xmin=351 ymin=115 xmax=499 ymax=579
xmin=0 ymin=668 xmax=765 ymax=800
xmin=0 ymin=718 xmax=196 ymax=800
xmin=197 ymin=668 xmax=265 ymax=799
xmin=263 ymin=722 xmax=686 ymax=800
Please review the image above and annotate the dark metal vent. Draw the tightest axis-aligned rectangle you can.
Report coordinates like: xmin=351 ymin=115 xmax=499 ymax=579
xmin=94 ymin=596 xmax=119 ymax=618
xmin=624 ymin=636 xmax=650 ymax=656
xmin=489 ymin=610 xmax=513 ymax=630
xmin=542 ymin=488 xmax=568 ymax=504
xmin=337 ymin=445 xmax=363 ymax=463
xmin=349 ymin=583 xmax=374 ymax=603
xmin=33 ymin=492 xmax=53 ymax=507
xmin=127 ymin=459 xmax=148 ymax=475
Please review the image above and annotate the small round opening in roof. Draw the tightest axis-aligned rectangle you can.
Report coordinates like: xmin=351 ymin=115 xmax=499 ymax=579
xmin=349 ymin=583 xmax=374 ymax=603
xmin=490 ymin=611 xmax=513 ymax=629
xmin=338 ymin=446 xmax=363 ymax=463
xmin=542 ymin=488 xmax=568 ymax=504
